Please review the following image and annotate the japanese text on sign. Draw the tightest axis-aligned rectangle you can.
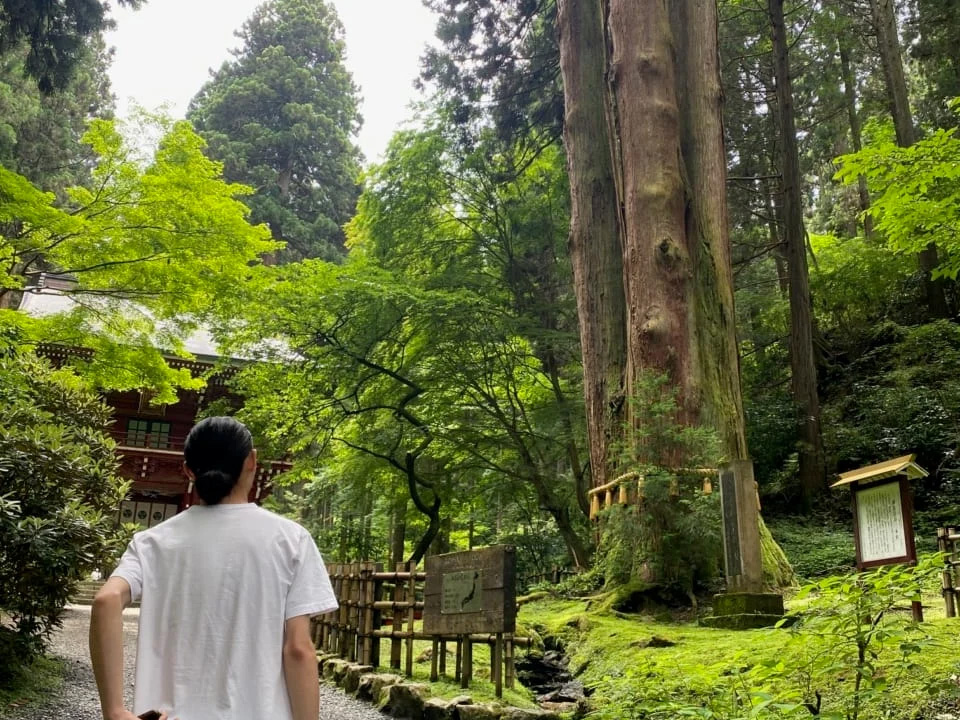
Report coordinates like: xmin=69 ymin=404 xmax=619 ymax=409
xmin=856 ymin=482 xmax=907 ymax=563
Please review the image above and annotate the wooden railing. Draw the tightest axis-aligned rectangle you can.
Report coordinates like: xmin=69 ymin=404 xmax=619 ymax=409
xmin=313 ymin=561 xmax=530 ymax=697
xmin=938 ymin=526 xmax=959 ymax=617
xmin=586 ymin=468 xmax=716 ymax=520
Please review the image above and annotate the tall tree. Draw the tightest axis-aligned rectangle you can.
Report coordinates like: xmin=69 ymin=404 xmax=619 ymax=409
xmin=188 ymin=0 xmax=362 ymax=262
xmin=557 ymin=0 xmax=748 ymax=467
xmin=869 ymin=0 xmax=950 ymax=318
xmin=769 ymin=0 xmax=827 ymax=505
xmin=0 ymin=37 xmax=114 ymax=193
xmin=0 ymin=0 xmax=141 ymax=92
xmin=556 ymin=0 xmax=626 ymax=493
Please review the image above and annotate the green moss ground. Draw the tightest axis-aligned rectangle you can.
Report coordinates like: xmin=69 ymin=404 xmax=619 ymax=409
xmin=517 ymin=591 xmax=959 ymax=720
xmin=0 ymin=655 xmax=64 ymax=713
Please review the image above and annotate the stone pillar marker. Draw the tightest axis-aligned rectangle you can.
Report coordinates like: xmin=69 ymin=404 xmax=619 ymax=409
xmin=703 ymin=459 xmax=785 ymax=629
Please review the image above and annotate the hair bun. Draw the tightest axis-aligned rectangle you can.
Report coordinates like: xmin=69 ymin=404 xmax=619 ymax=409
xmin=195 ymin=468 xmax=235 ymax=505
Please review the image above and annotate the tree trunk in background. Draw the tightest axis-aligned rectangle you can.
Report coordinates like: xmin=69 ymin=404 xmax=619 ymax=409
xmin=390 ymin=495 xmax=407 ymax=566
xmin=870 ymin=0 xmax=950 ymax=318
xmin=837 ymin=35 xmax=873 ymax=239
xmin=557 ymin=0 xmax=627 ymax=494
xmin=770 ymin=0 xmax=827 ymax=507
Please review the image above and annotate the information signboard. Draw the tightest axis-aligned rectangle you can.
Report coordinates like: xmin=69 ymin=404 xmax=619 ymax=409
xmin=423 ymin=546 xmax=515 ymax=636
xmin=852 ymin=478 xmax=916 ymax=569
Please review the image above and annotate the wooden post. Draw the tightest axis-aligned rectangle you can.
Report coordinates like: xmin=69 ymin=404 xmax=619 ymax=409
xmin=505 ymin=637 xmax=515 ymax=689
xmin=347 ymin=562 xmax=358 ymax=662
xmin=439 ymin=640 xmax=447 ymax=676
xmin=336 ymin=564 xmax=348 ymax=657
xmin=493 ymin=632 xmax=503 ymax=698
xmin=405 ymin=559 xmax=416 ymax=678
xmin=455 ymin=636 xmax=463 ymax=682
xmin=362 ymin=563 xmax=375 ymax=665
xmin=430 ymin=638 xmax=439 ymax=682
xmin=461 ymin=636 xmax=473 ymax=689
xmin=390 ymin=562 xmax=404 ymax=669
xmin=371 ymin=562 xmax=383 ymax=667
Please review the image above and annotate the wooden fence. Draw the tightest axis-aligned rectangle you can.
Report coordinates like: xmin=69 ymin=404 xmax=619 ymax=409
xmin=312 ymin=561 xmax=530 ymax=698
xmin=938 ymin=526 xmax=959 ymax=617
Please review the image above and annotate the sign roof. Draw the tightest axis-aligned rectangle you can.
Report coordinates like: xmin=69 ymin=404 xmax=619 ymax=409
xmin=831 ymin=454 xmax=929 ymax=488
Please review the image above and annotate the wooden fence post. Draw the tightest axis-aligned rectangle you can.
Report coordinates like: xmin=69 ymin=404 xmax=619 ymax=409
xmin=372 ymin=562 xmax=383 ymax=667
xmin=391 ymin=562 xmax=404 ymax=669
xmin=337 ymin=564 xmax=348 ymax=657
xmin=405 ymin=559 xmax=416 ymax=678
xmin=439 ymin=639 xmax=447 ymax=677
xmin=505 ymin=636 xmax=515 ymax=689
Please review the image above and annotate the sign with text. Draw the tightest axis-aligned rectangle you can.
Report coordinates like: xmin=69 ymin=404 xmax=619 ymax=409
xmin=853 ymin=478 xmax=916 ymax=569
xmin=423 ymin=546 xmax=515 ymax=635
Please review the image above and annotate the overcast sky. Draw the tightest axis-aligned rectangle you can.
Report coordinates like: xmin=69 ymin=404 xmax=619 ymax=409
xmin=104 ymin=0 xmax=437 ymax=163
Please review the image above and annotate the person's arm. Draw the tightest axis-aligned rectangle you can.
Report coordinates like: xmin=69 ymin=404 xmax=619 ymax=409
xmin=283 ymin=615 xmax=319 ymax=720
xmin=89 ymin=577 xmax=141 ymax=720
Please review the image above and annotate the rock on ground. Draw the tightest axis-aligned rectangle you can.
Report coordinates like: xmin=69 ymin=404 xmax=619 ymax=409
xmin=1 ymin=605 xmax=384 ymax=720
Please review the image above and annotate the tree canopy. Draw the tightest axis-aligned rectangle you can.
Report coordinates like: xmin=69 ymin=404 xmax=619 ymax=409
xmin=188 ymin=0 xmax=362 ymax=262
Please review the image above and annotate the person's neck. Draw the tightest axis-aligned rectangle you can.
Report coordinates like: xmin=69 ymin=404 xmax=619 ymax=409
xmin=219 ymin=481 xmax=254 ymax=505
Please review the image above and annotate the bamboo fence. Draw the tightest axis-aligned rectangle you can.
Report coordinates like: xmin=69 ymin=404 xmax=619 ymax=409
xmin=938 ymin=526 xmax=959 ymax=617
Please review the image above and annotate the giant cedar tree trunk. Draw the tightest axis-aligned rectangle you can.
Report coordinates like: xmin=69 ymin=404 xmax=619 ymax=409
xmin=559 ymin=0 xmax=791 ymax=587
xmin=603 ymin=0 xmax=747 ymax=451
xmin=870 ymin=0 xmax=950 ymax=318
xmin=770 ymin=0 xmax=827 ymax=505
xmin=557 ymin=0 xmax=627 ymax=492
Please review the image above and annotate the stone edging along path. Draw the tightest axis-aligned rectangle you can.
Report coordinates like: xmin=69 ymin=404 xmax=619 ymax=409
xmin=316 ymin=653 xmax=566 ymax=720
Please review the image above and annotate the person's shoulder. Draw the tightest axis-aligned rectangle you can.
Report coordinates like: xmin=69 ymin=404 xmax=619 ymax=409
xmin=133 ymin=507 xmax=192 ymax=540
xmin=249 ymin=505 xmax=310 ymax=537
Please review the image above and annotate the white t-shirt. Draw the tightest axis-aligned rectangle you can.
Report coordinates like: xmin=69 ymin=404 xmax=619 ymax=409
xmin=111 ymin=503 xmax=337 ymax=720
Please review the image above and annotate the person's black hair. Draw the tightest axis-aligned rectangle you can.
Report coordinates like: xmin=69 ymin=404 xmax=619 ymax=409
xmin=183 ymin=416 xmax=254 ymax=505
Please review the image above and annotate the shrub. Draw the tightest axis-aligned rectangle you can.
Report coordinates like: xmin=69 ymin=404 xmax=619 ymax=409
xmin=0 ymin=345 xmax=128 ymax=675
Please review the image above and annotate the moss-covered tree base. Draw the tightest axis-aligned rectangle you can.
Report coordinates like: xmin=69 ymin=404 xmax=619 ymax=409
xmin=701 ymin=592 xmax=785 ymax=630
xmin=760 ymin=515 xmax=796 ymax=589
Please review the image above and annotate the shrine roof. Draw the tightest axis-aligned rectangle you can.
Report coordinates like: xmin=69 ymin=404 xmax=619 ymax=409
xmin=831 ymin=454 xmax=929 ymax=488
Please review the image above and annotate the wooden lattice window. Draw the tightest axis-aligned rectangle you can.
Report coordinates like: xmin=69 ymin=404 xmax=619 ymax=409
xmin=125 ymin=419 xmax=171 ymax=449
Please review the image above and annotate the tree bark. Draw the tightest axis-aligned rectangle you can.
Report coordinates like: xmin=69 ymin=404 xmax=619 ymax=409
xmin=672 ymin=0 xmax=750 ymax=461
xmin=870 ymin=0 xmax=950 ymax=318
xmin=769 ymin=0 xmax=827 ymax=506
xmin=837 ymin=35 xmax=873 ymax=239
xmin=557 ymin=0 xmax=627 ymax=492
xmin=390 ymin=495 xmax=407 ymax=566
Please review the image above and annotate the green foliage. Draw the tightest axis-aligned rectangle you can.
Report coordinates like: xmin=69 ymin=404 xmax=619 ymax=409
xmin=0 ymin=38 xmax=114 ymax=193
xmin=767 ymin=518 xmax=855 ymax=580
xmin=0 ymin=343 xmax=128 ymax=674
xmin=762 ymin=557 xmax=950 ymax=720
xmin=228 ymin=123 xmax=589 ymax=567
xmin=835 ymin=111 xmax=960 ymax=279
xmin=0 ymin=0 xmax=141 ymax=92
xmin=595 ymin=375 xmax=724 ymax=594
xmin=188 ymin=0 xmax=361 ymax=262
xmin=0 ymin=114 xmax=279 ymax=401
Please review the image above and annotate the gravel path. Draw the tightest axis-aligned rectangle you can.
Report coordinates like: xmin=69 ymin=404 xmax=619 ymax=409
xmin=1 ymin=605 xmax=385 ymax=720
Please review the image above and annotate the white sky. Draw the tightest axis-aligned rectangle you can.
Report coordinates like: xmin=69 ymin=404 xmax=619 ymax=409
xmin=104 ymin=0 xmax=437 ymax=163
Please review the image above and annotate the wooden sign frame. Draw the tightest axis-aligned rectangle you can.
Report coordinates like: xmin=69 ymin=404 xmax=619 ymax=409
xmin=851 ymin=476 xmax=917 ymax=570
xmin=423 ymin=545 xmax=516 ymax=636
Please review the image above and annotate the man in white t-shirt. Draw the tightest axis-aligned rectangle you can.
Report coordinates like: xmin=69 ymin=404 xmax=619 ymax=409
xmin=90 ymin=417 xmax=338 ymax=720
